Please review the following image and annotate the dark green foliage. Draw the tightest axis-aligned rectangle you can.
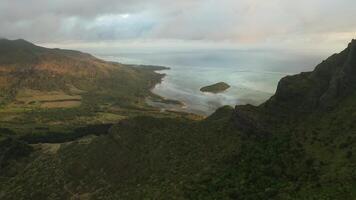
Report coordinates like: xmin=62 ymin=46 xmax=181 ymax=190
xmin=200 ymin=82 xmax=231 ymax=93
xmin=0 ymin=137 xmax=33 ymax=169
xmin=3 ymin=102 xmax=354 ymax=199
xmin=19 ymin=124 xmax=112 ymax=144
xmin=1 ymin=39 xmax=356 ymax=199
xmin=205 ymin=105 xmax=234 ymax=121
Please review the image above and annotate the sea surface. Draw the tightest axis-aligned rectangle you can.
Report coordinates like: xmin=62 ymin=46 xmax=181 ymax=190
xmin=98 ymin=49 xmax=324 ymax=115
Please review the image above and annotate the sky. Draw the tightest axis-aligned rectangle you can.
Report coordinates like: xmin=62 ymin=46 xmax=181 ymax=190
xmin=0 ymin=0 xmax=355 ymax=51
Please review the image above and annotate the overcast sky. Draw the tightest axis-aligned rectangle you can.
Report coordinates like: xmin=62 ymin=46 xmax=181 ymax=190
xmin=0 ymin=0 xmax=355 ymax=51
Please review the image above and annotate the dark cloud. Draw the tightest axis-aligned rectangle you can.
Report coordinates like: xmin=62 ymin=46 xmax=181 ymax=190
xmin=0 ymin=0 xmax=355 ymax=46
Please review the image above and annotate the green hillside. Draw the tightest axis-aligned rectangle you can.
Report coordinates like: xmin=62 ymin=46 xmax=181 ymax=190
xmin=0 ymin=39 xmax=196 ymax=141
xmin=0 ymin=40 xmax=356 ymax=199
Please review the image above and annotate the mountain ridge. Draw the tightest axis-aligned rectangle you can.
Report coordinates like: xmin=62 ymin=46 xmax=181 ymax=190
xmin=265 ymin=39 xmax=356 ymax=111
xmin=0 ymin=39 xmax=355 ymax=199
xmin=0 ymin=38 xmax=115 ymax=76
xmin=0 ymin=39 xmax=160 ymax=104
xmin=233 ymin=39 xmax=356 ymax=134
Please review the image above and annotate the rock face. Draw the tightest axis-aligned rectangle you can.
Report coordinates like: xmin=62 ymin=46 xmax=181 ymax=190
xmin=200 ymin=82 xmax=230 ymax=93
xmin=234 ymin=39 xmax=356 ymax=133
xmin=265 ymin=39 xmax=356 ymax=112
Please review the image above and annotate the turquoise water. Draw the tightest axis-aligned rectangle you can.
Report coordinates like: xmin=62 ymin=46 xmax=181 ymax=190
xmin=98 ymin=49 xmax=323 ymax=115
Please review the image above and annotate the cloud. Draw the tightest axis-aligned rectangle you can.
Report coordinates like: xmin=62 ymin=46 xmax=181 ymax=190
xmin=0 ymin=0 xmax=355 ymax=47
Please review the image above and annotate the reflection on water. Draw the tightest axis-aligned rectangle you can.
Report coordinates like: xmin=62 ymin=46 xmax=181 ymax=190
xmin=99 ymin=49 xmax=323 ymax=115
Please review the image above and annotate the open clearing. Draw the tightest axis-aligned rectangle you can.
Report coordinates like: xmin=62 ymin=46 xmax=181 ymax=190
xmin=14 ymin=89 xmax=82 ymax=109
xmin=40 ymin=100 xmax=81 ymax=108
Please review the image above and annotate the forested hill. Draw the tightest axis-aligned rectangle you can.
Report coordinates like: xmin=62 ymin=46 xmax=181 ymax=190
xmin=266 ymin=39 xmax=356 ymax=111
xmin=0 ymin=40 xmax=355 ymax=199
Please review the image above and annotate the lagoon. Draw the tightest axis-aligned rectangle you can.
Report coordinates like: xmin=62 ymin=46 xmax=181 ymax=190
xmin=98 ymin=48 xmax=323 ymax=115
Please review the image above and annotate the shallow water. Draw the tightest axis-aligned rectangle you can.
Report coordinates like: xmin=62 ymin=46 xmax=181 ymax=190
xmin=98 ymin=49 xmax=323 ymax=115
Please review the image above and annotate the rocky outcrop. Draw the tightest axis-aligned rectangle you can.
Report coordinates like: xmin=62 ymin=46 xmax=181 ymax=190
xmin=265 ymin=39 xmax=356 ymax=111
xmin=315 ymin=40 xmax=356 ymax=108
xmin=233 ymin=39 xmax=356 ymax=132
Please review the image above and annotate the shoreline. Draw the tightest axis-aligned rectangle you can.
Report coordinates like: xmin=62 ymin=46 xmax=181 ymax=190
xmin=144 ymin=66 xmax=188 ymax=112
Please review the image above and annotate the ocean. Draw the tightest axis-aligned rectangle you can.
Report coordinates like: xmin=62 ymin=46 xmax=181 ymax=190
xmin=98 ymin=48 xmax=324 ymax=115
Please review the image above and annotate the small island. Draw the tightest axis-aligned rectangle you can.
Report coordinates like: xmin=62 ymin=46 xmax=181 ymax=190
xmin=135 ymin=65 xmax=170 ymax=71
xmin=200 ymin=82 xmax=230 ymax=93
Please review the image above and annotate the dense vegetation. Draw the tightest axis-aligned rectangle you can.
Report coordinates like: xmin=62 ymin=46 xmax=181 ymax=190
xmin=200 ymin=82 xmax=230 ymax=93
xmin=0 ymin=39 xmax=356 ymax=199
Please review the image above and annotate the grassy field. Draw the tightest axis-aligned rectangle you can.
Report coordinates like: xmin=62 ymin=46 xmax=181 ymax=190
xmin=8 ymin=89 xmax=83 ymax=109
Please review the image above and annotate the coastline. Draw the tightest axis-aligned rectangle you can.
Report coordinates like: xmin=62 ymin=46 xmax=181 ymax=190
xmin=144 ymin=66 xmax=187 ymax=111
